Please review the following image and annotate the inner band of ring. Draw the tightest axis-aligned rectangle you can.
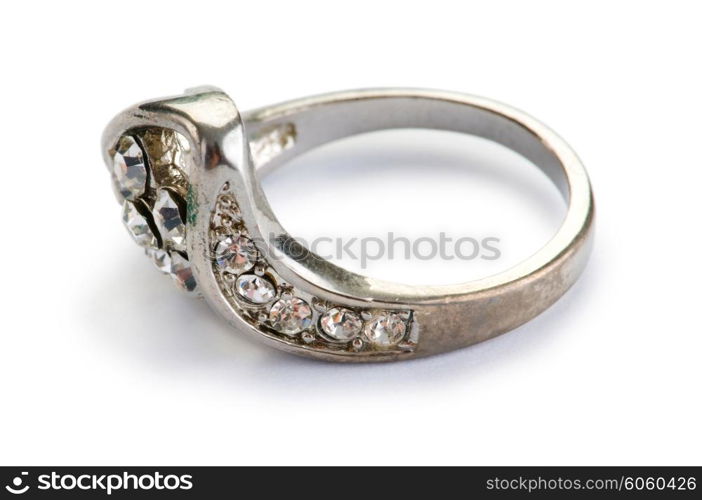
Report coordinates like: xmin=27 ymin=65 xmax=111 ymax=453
xmin=243 ymin=89 xmax=593 ymax=296
xmin=103 ymin=88 xmax=594 ymax=360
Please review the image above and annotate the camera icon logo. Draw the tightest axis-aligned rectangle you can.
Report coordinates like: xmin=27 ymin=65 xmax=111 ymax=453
xmin=5 ymin=472 xmax=29 ymax=495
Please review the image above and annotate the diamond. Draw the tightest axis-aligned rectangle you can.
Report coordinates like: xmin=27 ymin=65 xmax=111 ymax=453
xmin=235 ymin=274 xmax=276 ymax=304
xmin=319 ymin=307 xmax=363 ymax=342
xmin=112 ymin=135 xmax=148 ymax=200
xmin=148 ymin=248 xmax=172 ymax=274
xmin=269 ymin=297 xmax=313 ymax=335
xmin=153 ymin=188 xmax=187 ymax=251
xmin=170 ymin=252 xmax=197 ymax=293
xmin=363 ymin=313 xmax=406 ymax=347
xmin=214 ymin=235 xmax=258 ymax=274
xmin=122 ymin=200 xmax=159 ymax=248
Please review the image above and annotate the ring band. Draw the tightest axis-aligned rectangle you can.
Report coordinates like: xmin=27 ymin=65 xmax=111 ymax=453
xmin=102 ymin=86 xmax=594 ymax=362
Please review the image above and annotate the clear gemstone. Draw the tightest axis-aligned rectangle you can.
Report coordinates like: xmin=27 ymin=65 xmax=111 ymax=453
xmin=170 ymin=252 xmax=197 ymax=292
xmin=153 ymin=188 xmax=186 ymax=251
xmin=364 ymin=313 xmax=406 ymax=347
xmin=269 ymin=297 xmax=313 ymax=335
xmin=235 ymin=274 xmax=276 ymax=304
xmin=122 ymin=200 xmax=158 ymax=248
xmin=214 ymin=235 xmax=258 ymax=274
xmin=112 ymin=135 xmax=147 ymax=200
xmin=320 ymin=307 xmax=363 ymax=341
xmin=148 ymin=248 xmax=172 ymax=274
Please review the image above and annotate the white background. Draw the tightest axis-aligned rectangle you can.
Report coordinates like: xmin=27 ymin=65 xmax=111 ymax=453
xmin=1 ymin=1 xmax=700 ymax=465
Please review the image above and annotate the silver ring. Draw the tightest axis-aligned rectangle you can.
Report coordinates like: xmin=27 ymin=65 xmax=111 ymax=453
xmin=102 ymin=86 xmax=594 ymax=362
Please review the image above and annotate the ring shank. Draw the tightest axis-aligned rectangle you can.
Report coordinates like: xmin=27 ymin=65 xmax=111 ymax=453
xmin=239 ymin=89 xmax=593 ymax=356
xmin=244 ymin=90 xmax=569 ymax=199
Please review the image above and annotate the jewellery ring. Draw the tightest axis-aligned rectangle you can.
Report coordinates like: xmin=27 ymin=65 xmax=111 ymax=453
xmin=102 ymin=87 xmax=594 ymax=362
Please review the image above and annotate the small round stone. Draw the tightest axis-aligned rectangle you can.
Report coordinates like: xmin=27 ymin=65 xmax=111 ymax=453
xmin=269 ymin=297 xmax=313 ymax=335
xmin=363 ymin=313 xmax=406 ymax=347
xmin=235 ymin=274 xmax=276 ymax=304
xmin=122 ymin=200 xmax=158 ymax=248
xmin=170 ymin=252 xmax=197 ymax=293
xmin=320 ymin=307 xmax=363 ymax=342
xmin=153 ymin=188 xmax=187 ymax=252
xmin=214 ymin=235 xmax=258 ymax=274
xmin=112 ymin=135 xmax=147 ymax=200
